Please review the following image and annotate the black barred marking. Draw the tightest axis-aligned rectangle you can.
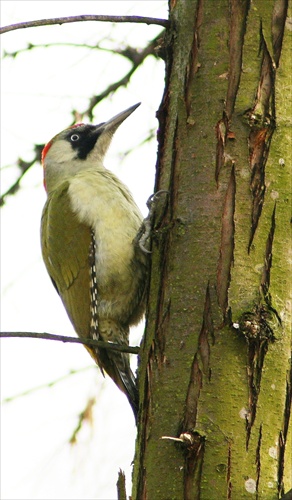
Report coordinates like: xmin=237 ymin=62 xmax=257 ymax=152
xmin=89 ymin=230 xmax=99 ymax=339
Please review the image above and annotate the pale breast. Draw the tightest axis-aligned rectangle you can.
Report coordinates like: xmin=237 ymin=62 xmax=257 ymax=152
xmin=68 ymin=170 xmax=142 ymax=294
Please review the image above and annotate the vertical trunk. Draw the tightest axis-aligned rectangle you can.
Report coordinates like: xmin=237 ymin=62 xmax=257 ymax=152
xmin=132 ymin=0 xmax=291 ymax=498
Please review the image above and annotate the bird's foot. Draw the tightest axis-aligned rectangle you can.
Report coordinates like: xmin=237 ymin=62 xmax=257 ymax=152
xmin=138 ymin=190 xmax=169 ymax=254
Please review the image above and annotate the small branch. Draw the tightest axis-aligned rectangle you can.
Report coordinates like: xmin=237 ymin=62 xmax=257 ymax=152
xmin=3 ymin=366 xmax=94 ymax=403
xmin=117 ymin=469 xmax=127 ymax=500
xmin=0 ymin=15 xmax=169 ymax=35
xmin=0 ymin=144 xmax=43 ymax=207
xmin=86 ymin=64 xmax=138 ymax=121
xmin=83 ymin=32 xmax=163 ymax=120
xmin=3 ymin=42 xmax=145 ymax=64
xmin=0 ymin=161 xmax=32 ymax=207
xmin=121 ymin=129 xmax=156 ymax=159
xmin=3 ymin=42 xmax=116 ymax=59
xmin=69 ymin=397 xmax=96 ymax=445
xmin=0 ymin=331 xmax=140 ymax=354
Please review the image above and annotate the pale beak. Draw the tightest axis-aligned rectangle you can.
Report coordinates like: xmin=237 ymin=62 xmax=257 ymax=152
xmin=94 ymin=103 xmax=141 ymax=135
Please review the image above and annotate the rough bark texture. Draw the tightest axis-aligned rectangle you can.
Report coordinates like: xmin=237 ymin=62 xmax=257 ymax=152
xmin=132 ymin=0 xmax=291 ymax=499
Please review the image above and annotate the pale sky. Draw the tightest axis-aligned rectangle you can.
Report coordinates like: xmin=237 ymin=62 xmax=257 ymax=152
xmin=1 ymin=2 xmax=167 ymax=498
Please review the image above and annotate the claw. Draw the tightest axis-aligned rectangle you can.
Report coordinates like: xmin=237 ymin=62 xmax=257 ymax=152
xmin=138 ymin=190 xmax=169 ymax=253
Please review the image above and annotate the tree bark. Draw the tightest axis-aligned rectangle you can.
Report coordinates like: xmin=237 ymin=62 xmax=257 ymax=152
xmin=133 ymin=0 xmax=291 ymax=499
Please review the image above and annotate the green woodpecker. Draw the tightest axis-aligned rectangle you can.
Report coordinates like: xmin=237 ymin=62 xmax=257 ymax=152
xmin=41 ymin=103 xmax=148 ymax=419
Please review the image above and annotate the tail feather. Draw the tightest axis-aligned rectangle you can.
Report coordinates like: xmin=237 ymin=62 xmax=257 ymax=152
xmin=116 ymin=360 xmax=139 ymax=419
xmin=92 ymin=319 xmax=139 ymax=421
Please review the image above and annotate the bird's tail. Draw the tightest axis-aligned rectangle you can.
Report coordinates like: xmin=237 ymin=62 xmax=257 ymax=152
xmin=90 ymin=319 xmax=139 ymax=421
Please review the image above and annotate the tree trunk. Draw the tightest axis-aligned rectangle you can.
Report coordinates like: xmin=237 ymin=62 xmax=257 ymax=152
xmin=132 ymin=0 xmax=291 ymax=499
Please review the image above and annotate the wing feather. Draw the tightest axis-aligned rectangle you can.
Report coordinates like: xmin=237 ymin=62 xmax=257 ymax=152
xmin=41 ymin=182 xmax=91 ymax=338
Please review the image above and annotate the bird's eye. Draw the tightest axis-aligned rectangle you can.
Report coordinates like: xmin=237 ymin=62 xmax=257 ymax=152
xmin=71 ymin=134 xmax=80 ymax=142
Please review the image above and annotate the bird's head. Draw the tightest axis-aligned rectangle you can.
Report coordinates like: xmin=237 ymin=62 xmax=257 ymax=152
xmin=42 ymin=103 xmax=140 ymax=193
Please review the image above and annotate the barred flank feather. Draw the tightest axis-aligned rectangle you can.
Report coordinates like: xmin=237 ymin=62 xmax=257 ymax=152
xmin=89 ymin=231 xmax=99 ymax=339
xmin=88 ymin=231 xmax=139 ymax=419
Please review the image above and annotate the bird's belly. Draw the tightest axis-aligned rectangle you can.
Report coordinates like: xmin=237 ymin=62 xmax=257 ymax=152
xmin=94 ymin=226 xmax=136 ymax=310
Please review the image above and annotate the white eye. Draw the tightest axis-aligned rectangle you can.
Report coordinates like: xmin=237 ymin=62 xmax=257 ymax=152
xmin=71 ymin=134 xmax=80 ymax=142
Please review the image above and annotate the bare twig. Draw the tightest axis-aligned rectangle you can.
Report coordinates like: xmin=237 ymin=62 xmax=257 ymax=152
xmin=0 ymin=145 xmax=43 ymax=207
xmin=69 ymin=397 xmax=96 ymax=445
xmin=83 ymin=32 xmax=163 ymax=120
xmin=117 ymin=469 xmax=127 ymax=500
xmin=3 ymin=42 xmax=114 ymax=59
xmin=3 ymin=42 xmax=143 ymax=64
xmin=0 ymin=331 xmax=140 ymax=354
xmin=121 ymin=129 xmax=156 ymax=159
xmin=2 ymin=366 xmax=94 ymax=403
xmin=0 ymin=15 xmax=169 ymax=35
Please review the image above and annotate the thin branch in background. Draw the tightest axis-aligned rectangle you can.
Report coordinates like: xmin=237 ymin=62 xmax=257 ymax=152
xmin=2 ymin=366 xmax=95 ymax=403
xmin=2 ymin=42 xmax=143 ymax=64
xmin=0 ymin=331 xmax=140 ymax=354
xmin=0 ymin=14 xmax=169 ymax=35
xmin=0 ymin=144 xmax=43 ymax=206
xmin=121 ymin=128 xmax=157 ymax=160
xmin=1 ymin=33 xmax=163 ymax=206
xmin=3 ymin=42 xmax=114 ymax=59
xmin=81 ymin=32 xmax=163 ymax=121
xmin=69 ymin=397 xmax=96 ymax=445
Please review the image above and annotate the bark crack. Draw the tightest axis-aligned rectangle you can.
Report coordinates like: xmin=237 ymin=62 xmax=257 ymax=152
xmin=272 ymin=0 xmax=289 ymax=67
xmin=183 ymin=283 xmax=214 ymax=433
xmin=260 ymin=203 xmax=276 ymax=301
xmin=245 ymin=328 xmax=268 ymax=448
xmin=217 ymin=165 xmax=236 ymax=321
xmin=255 ymin=423 xmax=262 ymax=498
xmin=183 ymin=431 xmax=205 ymax=500
xmin=278 ymin=367 xmax=292 ymax=496
xmin=183 ymin=354 xmax=203 ymax=433
xmin=198 ymin=282 xmax=214 ymax=379
xmin=225 ymin=0 xmax=250 ymax=121
xmin=260 ymin=203 xmax=282 ymax=326
xmin=177 ymin=285 xmax=214 ymax=499
xmin=259 ymin=204 xmax=282 ymax=324
xmin=215 ymin=116 xmax=228 ymax=185
xmin=227 ymin=440 xmax=232 ymax=499
xmin=215 ymin=0 xmax=249 ymax=182
xmin=184 ymin=0 xmax=203 ymax=117
xmin=247 ymin=25 xmax=276 ymax=252
xmin=238 ymin=204 xmax=281 ymax=446
xmin=238 ymin=304 xmax=275 ymax=448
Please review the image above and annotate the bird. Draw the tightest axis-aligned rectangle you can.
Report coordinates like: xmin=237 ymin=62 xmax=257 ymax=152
xmin=40 ymin=103 xmax=148 ymax=420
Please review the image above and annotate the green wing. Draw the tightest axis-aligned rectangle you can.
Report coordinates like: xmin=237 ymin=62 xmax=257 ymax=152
xmin=41 ymin=181 xmax=141 ymax=415
xmin=41 ymin=182 xmax=91 ymax=339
